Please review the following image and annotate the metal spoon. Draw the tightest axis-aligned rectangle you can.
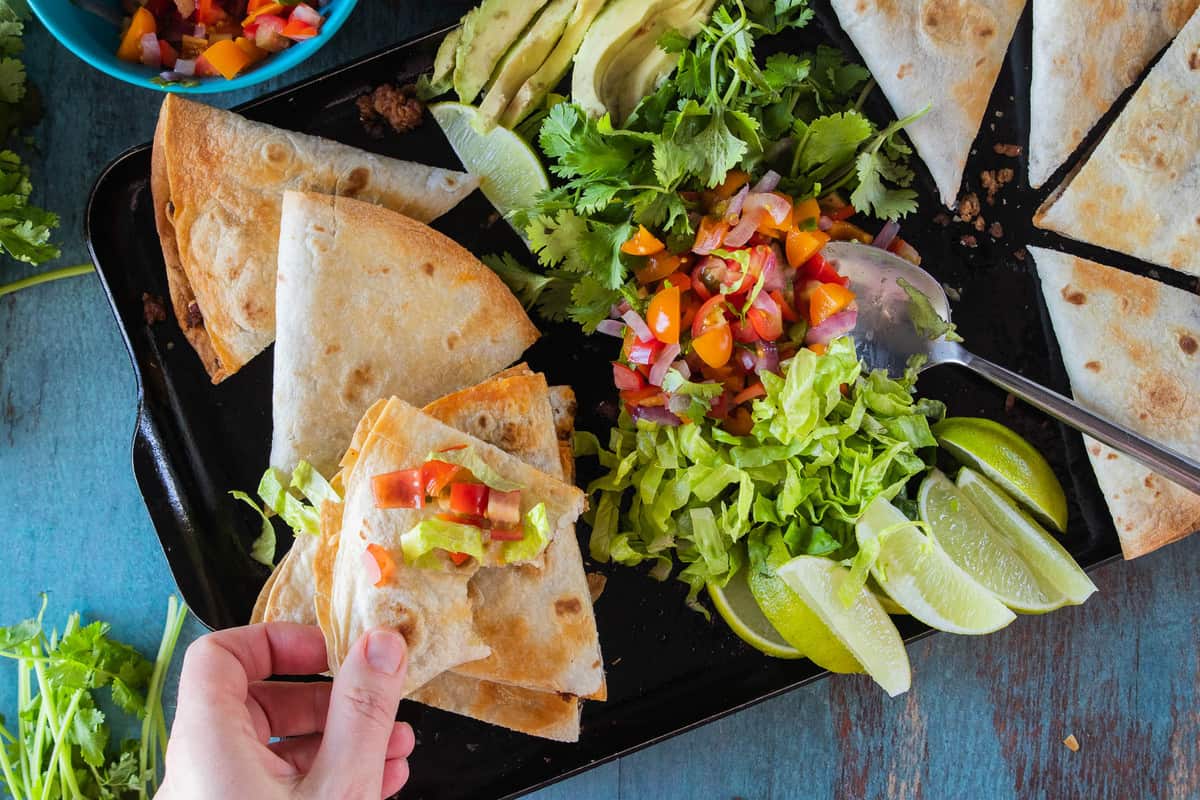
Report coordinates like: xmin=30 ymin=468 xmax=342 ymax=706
xmin=822 ymin=241 xmax=1200 ymax=495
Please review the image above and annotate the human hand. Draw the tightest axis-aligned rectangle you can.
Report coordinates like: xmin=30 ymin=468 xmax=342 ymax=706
xmin=157 ymin=622 xmax=414 ymax=800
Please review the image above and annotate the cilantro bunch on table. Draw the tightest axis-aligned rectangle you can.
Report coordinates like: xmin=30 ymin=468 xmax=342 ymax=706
xmin=578 ymin=338 xmax=945 ymax=608
xmin=0 ymin=596 xmax=188 ymax=800
xmin=502 ymin=0 xmax=922 ymax=331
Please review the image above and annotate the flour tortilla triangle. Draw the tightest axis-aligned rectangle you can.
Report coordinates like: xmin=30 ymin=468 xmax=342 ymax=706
xmin=830 ymin=0 xmax=1025 ymax=207
xmin=150 ymin=95 xmax=478 ymax=383
xmin=269 ymin=192 xmax=539 ymax=475
xmin=1034 ymin=9 xmax=1200 ymax=277
xmin=1031 ymin=246 xmax=1200 ymax=558
xmin=315 ymin=397 xmax=586 ymax=694
xmin=1028 ymin=0 xmax=1199 ymax=188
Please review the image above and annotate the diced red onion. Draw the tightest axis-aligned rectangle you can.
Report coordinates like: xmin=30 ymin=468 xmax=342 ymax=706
xmin=818 ymin=215 xmax=833 ymax=232
xmin=667 ymin=393 xmax=695 ymax=415
xmin=872 ymin=220 xmax=901 ymax=250
xmin=632 ymin=405 xmax=682 ymax=426
xmin=648 ymin=343 xmax=681 ymax=387
xmin=140 ymin=34 xmax=161 ymax=68
xmin=723 ymin=209 xmax=763 ymax=248
xmin=159 ymin=70 xmax=182 ymax=82
xmin=724 ymin=184 xmax=749 ymax=224
xmin=596 ymin=319 xmax=625 ymax=338
xmin=751 ymin=170 xmax=781 ymax=194
xmin=756 ymin=246 xmax=785 ymax=292
xmin=621 ymin=309 xmax=653 ymax=342
xmin=737 ymin=348 xmax=757 ymax=372
xmin=755 ymin=340 xmax=781 ymax=375
xmin=744 ymin=192 xmax=792 ymax=226
xmin=361 ymin=548 xmax=382 ymax=586
xmin=173 ymin=58 xmax=196 ymax=76
xmin=672 ymin=360 xmax=691 ymax=380
xmin=805 ymin=309 xmax=859 ymax=346
xmin=193 ymin=23 xmax=206 ymax=37
xmin=610 ymin=299 xmax=632 ymax=319
xmin=290 ymin=2 xmax=323 ymax=27
xmin=693 ymin=222 xmax=727 ymax=255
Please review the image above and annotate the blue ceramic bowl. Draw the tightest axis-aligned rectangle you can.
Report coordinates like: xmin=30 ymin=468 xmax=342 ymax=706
xmin=28 ymin=0 xmax=357 ymax=93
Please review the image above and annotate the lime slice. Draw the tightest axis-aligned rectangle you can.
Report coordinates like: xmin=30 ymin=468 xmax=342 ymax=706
xmin=956 ymin=468 xmax=1097 ymax=605
xmin=933 ymin=417 xmax=1069 ymax=533
xmin=747 ymin=531 xmax=861 ymax=673
xmin=776 ymin=556 xmax=911 ymax=696
xmin=919 ymin=470 xmax=1068 ymax=613
xmin=429 ymin=101 xmax=550 ymax=219
xmin=707 ymin=567 xmax=802 ymax=660
xmin=857 ymin=496 xmax=1016 ymax=635
xmin=867 ymin=577 xmax=908 ymax=615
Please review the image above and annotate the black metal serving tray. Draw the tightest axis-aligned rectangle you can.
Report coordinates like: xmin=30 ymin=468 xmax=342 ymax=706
xmin=86 ymin=4 xmax=1184 ymax=798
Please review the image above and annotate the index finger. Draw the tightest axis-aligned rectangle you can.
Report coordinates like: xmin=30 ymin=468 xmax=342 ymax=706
xmin=180 ymin=623 xmax=330 ymax=700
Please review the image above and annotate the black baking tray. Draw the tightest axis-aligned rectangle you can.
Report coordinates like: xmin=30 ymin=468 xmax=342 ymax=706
xmin=86 ymin=4 xmax=1182 ymax=798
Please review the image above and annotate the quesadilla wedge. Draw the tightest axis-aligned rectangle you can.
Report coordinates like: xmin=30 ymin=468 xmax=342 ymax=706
xmin=1028 ymin=0 xmax=1199 ymax=188
xmin=150 ymin=95 xmax=479 ymax=383
xmin=1031 ymin=246 xmax=1200 ymax=558
xmin=1033 ymin=9 xmax=1200 ymax=277
xmin=316 ymin=397 xmax=586 ymax=693
xmin=411 ymin=672 xmax=583 ymax=742
xmin=270 ymin=192 xmax=539 ymax=475
xmin=829 ymin=0 xmax=1025 ymax=208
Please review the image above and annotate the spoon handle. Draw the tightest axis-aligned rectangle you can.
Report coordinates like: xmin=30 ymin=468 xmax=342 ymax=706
xmin=954 ymin=349 xmax=1200 ymax=496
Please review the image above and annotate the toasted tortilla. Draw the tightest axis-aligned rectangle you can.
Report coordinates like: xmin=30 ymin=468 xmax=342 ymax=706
xmin=270 ymin=192 xmax=539 ymax=475
xmin=1028 ymin=0 xmax=1199 ymax=188
xmin=411 ymin=672 xmax=582 ymax=742
xmin=1033 ymin=10 xmax=1200 ymax=277
xmin=1031 ymin=246 xmax=1200 ymax=558
xmin=829 ymin=0 xmax=1025 ymax=208
xmin=150 ymin=95 xmax=479 ymax=383
xmin=319 ymin=398 xmax=586 ymax=693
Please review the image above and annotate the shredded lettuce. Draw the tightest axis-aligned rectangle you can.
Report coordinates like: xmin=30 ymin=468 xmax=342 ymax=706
xmin=425 ymin=448 xmax=525 ymax=492
xmin=257 ymin=467 xmax=321 ymax=536
xmin=290 ymin=460 xmax=339 ymax=507
xmin=583 ymin=336 xmax=944 ymax=605
xmin=501 ymin=502 xmax=551 ymax=564
xmin=401 ymin=519 xmax=485 ymax=568
xmin=230 ymin=491 xmax=277 ymax=568
xmin=233 ymin=461 xmax=341 ymax=566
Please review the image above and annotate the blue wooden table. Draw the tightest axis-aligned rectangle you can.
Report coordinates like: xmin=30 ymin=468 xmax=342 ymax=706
xmin=2 ymin=3 xmax=1198 ymax=798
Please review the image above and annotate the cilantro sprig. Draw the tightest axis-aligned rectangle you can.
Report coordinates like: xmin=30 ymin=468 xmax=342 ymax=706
xmin=0 ymin=596 xmax=188 ymax=800
xmin=498 ymin=0 xmax=922 ymax=331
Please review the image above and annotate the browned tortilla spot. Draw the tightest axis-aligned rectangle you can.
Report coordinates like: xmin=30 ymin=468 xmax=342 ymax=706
xmin=1062 ymin=287 xmax=1086 ymax=305
xmin=1180 ymin=334 xmax=1198 ymax=355
xmin=555 ymin=597 xmax=582 ymax=616
xmin=1084 ymin=361 xmax=1101 ymax=372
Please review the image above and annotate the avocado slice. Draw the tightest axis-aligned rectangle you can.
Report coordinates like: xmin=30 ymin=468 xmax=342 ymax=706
xmin=605 ymin=0 xmax=716 ymax=124
xmin=478 ymin=0 xmax=577 ymax=130
xmin=499 ymin=0 xmax=609 ymax=129
xmin=573 ymin=0 xmax=710 ymax=120
xmin=423 ymin=23 xmax=463 ymax=98
xmin=453 ymin=0 xmax=552 ymax=104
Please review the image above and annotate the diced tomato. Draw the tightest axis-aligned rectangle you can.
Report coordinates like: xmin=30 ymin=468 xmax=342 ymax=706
xmin=771 ymin=290 xmax=799 ymax=322
xmin=437 ymin=511 xmax=488 ymax=528
xmin=448 ymin=551 xmax=471 ymax=566
xmin=420 ymin=460 xmax=460 ymax=496
xmin=733 ymin=382 xmax=766 ymax=405
xmin=364 ymin=544 xmax=395 ymax=587
xmin=801 ymin=253 xmax=849 ymax=287
xmin=693 ymin=216 xmax=729 ymax=253
xmin=714 ymin=169 xmax=750 ymax=200
xmin=372 ymin=469 xmax=424 ymax=509
xmin=626 ymin=336 xmax=662 ymax=366
xmin=194 ymin=54 xmax=221 ymax=77
xmin=786 ymin=229 xmax=830 ymax=269
xmin=281 ymin=18 xmax=318 ymax=40
xmin=620 ymin=386 xmax=662 ymax=405
xmin=793 ymin=197 xmax=821 ymax=229
xmin=708 ymin=390 xmax=734 ymax=420
xmin=809 ymin=283 xmax=856 ymax=327
xmin=613 ymin=363 xmax=645 ymax=391
xmin=488 ymin=527 xmax=524 ymax=542
xmin=159 ymin=39 xmax=178 ymax=68
xmin=450 ymin=482 xmax=489 ymax=517
xmin=636 ymin=251 xmax=681 ymax=285
xmin=808 ymin=342 xmax=828 ymax=356
xmin=732 ymin=316 xmax=759 ymax=344
xmin=621 ymin=225 xmax=665 ymax=256
xmin=693 ymin=325 xmax=733 ymax=368
xmin=692 ymin=294 xmax=730 ymax=339
xmin=486 ymin=489 xmax=522 ymax=526
xmin=646 ymin=284 xmax=680 ymax=345
xmin=679 ymin=293 xmax=700 ymax=334
xmin=747 ymin=292 xmax=783 ymax=341
xmin=196 ymin=0 xmax=219 ymax=25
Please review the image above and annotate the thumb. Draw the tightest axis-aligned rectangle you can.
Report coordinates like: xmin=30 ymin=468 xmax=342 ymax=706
xmin=305 ymin=628 xmax=408 ymax=798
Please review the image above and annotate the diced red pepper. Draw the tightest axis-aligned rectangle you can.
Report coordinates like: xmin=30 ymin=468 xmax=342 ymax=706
xmin=281 ymin=18 xmax=318 ymax=40
xmin=449 ymin=482 xmax=489 ymax=518
xmin=802 ymin=253 xmax=849 ymax=287
xmin=420 ymin=460 xmax=460 ymax=496
xmin=613 ymin=362 xmax=646 ymax=391
xmin=437 ymin=512 xmax=487 ymax=528
xmin=372 ymin=469 xmax=424 ymax=509
xmin=626 ymin=337 xmax=662 ymax=366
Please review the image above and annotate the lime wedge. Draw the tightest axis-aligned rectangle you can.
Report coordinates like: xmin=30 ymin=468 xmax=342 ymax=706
xmin=707 ymin=567 xmax=802 ymax=660
xmin=933 ymin=417 xmax=1069 ymax=533
xmin=919 ymin=470 xmax=1068 ymax=613
xmin=776 ymin=556 xmax=911 ymax=696
xmin=867 ymin=577 xmax=908 ymax=615
xmin=747 ymin=530 xmax=861 ymax=673
xmin=857 ymin=496 xmax=1016 ymax=635
xmin=429 ymin=101 xmax=550 ymax=219
xmin=956 ymin=468 xmax=1097 ymax=605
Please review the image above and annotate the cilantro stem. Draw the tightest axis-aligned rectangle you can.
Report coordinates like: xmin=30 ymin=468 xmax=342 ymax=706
xmin=852 ymin=78 xmax=876 ymax=113
xmin=17 ymin=652 xmax=34 ymax=798
xmin=140 ymin=596 xmax=188 ymax=797
xmin=0 ymin=264 xmax=93 ymax=299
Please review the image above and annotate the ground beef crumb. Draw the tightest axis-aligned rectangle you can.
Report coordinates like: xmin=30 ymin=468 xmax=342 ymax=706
xmin=185 ymin=301 xmax=204 ymax=328
xmin=997 ymin=167 xmax=1015 ymax=184
xmin=142 ymin=293 xmax=167 ymax=325
xmin=973 ymin=216 xmax=986 ymax=232
xmin=989 ymin=221 xmax=1004 ymax=238
xmin=960 ymin=234 xmax=978 ymax=248
xmin=933 ymin=212 xmax=951 ymax=226
xmin=357 ymin=83 xmax=424 ymax=137
xmin=956 ymin=192 xmax=981 ymax=222
xmin=993 ymin=143 xmax=1022 ymax=157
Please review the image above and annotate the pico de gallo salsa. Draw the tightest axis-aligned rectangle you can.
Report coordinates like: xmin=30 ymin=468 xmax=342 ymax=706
xmin=600 ymin=170 xmax=921 ymax=434
xmin=116 ymin=0 xmax=327 ymax=82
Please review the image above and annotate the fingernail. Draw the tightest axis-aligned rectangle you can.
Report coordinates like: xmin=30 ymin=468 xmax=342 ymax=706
xmin=365 ymin=629 xmax=406 ymax=675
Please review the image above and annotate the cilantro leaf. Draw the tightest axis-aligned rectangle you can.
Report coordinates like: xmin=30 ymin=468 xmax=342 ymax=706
xmin=898 ymin=278 xmax=963 ymax=342
xmin=481 ymin=252 xmax=563 ymax=311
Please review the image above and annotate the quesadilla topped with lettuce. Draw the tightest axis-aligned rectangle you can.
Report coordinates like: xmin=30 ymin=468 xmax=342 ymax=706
xmin=150 ymin=95 xmax=479 ymax=383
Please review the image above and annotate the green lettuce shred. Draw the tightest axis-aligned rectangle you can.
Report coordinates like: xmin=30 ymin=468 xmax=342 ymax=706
xmin=232 ymin=461 xmax=341 ymax=566
xmin=230 ymin=491 xmax=277 ymax=568
xmin=401 ymin=519 xmax=485 ymax=569
xmin=501 ymin=502 xmax=551 ymax=564
xmin=424 ymin=448 xmax=525 ymax=492
xmin=581 ymin=336 xmax=945 ymax=606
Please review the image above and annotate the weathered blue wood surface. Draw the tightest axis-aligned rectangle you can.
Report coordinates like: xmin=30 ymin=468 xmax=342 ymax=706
xmin=1 ymin=3 xmax=1197 ymax=798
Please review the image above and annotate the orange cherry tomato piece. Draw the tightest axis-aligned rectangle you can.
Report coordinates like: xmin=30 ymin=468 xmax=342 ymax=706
xmin=714 ymin=169 xmax=751 ymax=200
xmin=793 ymin=197 xmax=821 ymax=229
xmin=691 ymin=294 xmax=729 ymax=339
xmin=785 ymin=229 xmax=831 ymax=269
xmin=621 ymin=225 xmax=666 ymax=256
xmin=809 ymin=283 xmax=856 ymax=327
xmin=117 ymin=7 xmax=156 ymax=62
xmin=693 ymin=325 xmax=733 ymax=368
xmin=808 ymin=342 xmax=828 ymax=356
xmin=635 ymin=251 xmax=681 ymax=284
xmin=693 ymin=216 xmax=729 ymax=253
xmin=646 ymin=285 xmax=681 ymax=344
